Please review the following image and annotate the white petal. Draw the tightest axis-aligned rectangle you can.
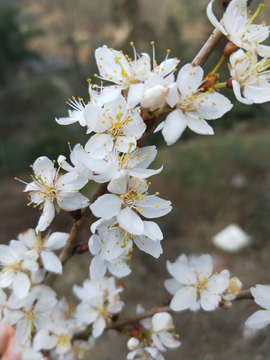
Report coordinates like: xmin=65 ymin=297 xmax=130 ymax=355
xmin=133 ymin=237 xmax=163 ymax=258
xmin=207 ymin=274 xmax=229 ymax=294
xmin=85 ymin=134 xmax=113 ymax=159
xmin=152 ymin=312 xmax=172 ymax=331
xmin=195 ymin=254 xmax=213 ymax=280
xmin=243 ymin=81 xmax=270 ymax=104
xmin=164 ymin=278 xmax=183 ymax=295
xmin=195 ymin=93 xmax=233 ymax=120
xmin=251 ymin=285 xmax=270 ymax=309
xmin=41 ymin=251 xmax=62 ymax=274
xmin=18 ymin=229 xmax=37 ymax=248
xmin=138 ymin=196 xmax=172 ymax=219
xmin=162 ymin=110 xmax=187 ymax=145
xmin=45 ymin=232 xmax=69 ymax=250
xmin=127 ymin=83 xmax=144 ymax=108
xmin=90 ymin=256 xmax=107 ymax=281
xmin=245 ymin=310 xmax=270 ymax=329
xmin=0 ymin=269 xmax=15 ymax=288
xmin=107 ymin=260 xmax=131 ymax=278
xmin=177 ymin=63 xmax=203 ymax=96
xmin=36 ymin=201 xmax=55 ymax=233
xmin=92 ymin=316 xmax=106 ymax=338
xmin=117 ymin=208 xmax=144 ymax=235
xmin=200 ymin=291 xmax=220 ymax=311
xmin=108 ymin=170 xmax=129 ymax=194
xmin=89 ymin=234 xmax=102 ymax=255
xmin=232 ymin=79 xmax=253 ymax=105
xmin=170 ymin=286 xmax=197 ymax=311
xmin=16 ymin=318 xmax=31 ymax=344
xmin=170 ymin=261 xmax=196 ymax=285
xmin=2 ymin=310 xmax=25 ymax=326
xmin=186 ymin=114 xmax=214 ymax=135
xmin=143 ymin=221 xmax=163 ymax=241
xmin=206 ymin=0 xmax=228 ymax=35
xmin=90 ymin=194 xmax=122 ymax=219
xmin=14 ymin=272 xmax=31 ymax=299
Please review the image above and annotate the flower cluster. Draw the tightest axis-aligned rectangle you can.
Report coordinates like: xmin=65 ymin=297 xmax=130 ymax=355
xmin=165 ymin=254 xmax=230 ymax=312
xmin=127 ymin=308 xmax=180 ymax=360
xmin=73 ymin=276 xmax=124 ymax=338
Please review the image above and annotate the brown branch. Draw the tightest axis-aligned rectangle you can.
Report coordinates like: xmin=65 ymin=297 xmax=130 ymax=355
xmin=235 ymin=289 xmax=253 ymax=300
xmin=73 ymin=288 xmax=254 ymax=341
xmin=192 ymin=28 xmax=224 ymax=68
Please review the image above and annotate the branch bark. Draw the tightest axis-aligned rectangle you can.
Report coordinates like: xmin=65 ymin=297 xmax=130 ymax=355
xmin=72 ymin=288 xmax=254 ymax=341
xmin=192 ymin=28 xmax=224 ymax=68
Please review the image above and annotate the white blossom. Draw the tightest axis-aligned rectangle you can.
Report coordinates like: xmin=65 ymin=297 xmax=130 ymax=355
xmin=167 ymin=254 xmax=229 ymax=312
xmin=18 ymin=228 xmax=69 ymax=274
xmin=89 ymin=234 xmax=132 ymax=280
xmin=162 ymin=63 xmax=233 ymax=145
xmin=245 ymin=284 xmax=270 ymax=329
xmin=228 ymin=49 xmax=270 ymax=104
xmin=2 ymin=285 xmax=57 ymax=345
xmin=0 ymin=240 xmax=38 ymax=298
xmin=93 ymin=45 xmax=151 ymax=107
xmin=82 ymin=145 xmax=162 ymax=184
xmin=207 ymin=0 xmax=270 ymax=57
xmin=56 ymin=97 xmax=87 ymax=127
xmin=83 ymin=95 xmax=146 ymax=158
xmin=90 ymin=170 xmax=172 ymax=235
xmin=220 ymin=270 xmax=242 ymax=301
xmin=73 ymin=277 xmax=124 ymax=338
xmin=24 ymin=156 xmax=89 ymax=232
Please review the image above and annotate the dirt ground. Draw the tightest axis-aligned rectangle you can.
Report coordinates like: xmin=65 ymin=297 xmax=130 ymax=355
xmin=0 ymin=124 xmax=269 ymax=360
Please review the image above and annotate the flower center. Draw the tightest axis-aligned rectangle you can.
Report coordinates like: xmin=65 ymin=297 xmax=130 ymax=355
xmin=57 ymin=334 xmax=70 ymax=349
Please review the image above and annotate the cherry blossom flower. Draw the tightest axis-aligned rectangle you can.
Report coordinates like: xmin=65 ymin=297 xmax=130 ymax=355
xmin=150 ymin=313 xmax=181 ymax=352
xmin=0 ymin=240 xmax=38 ymax=298
xmin=220 ymin=270 xmax=242 ymax=301
xmin=55 ymin=85 xmax=103 ymax=127
xmin=73 ymin=277 xmax=124 ymax=338
xmin=90 ymin=170 xmax=172 ymax=235
xmin=82 ymin=145 xmax=163 ymax=184
xmin=83 ymin=95 xmax=146 ymax=158
xmin=228 ymin=49 xmax=270 ymax=104
xmin=89 ymin=234 xmax=132 ymax=280
xmin=127 ymin=311 xmax=180 ymax=360
xmin=140 ymin=54 xmax=180 ymax=111
xmin=94 ymin=45 xmax=151 ymax=107
xmin=245 ymin=284 xmax=270 ymax=329
xmin=33 ymin=321 xmax=73 ymax=355
xmin=56 ymin=97 xmax=87 ymax=127
xmin=2 ymin=285 xmax=57 ymax=345
xmin=167 ymin=254 xmax=229 ymax=312
xmin=162 ymin=63 xmax=233 ymax=145
xmin=18 ymin=228 xmax=69 ymax=274
xmin=207 ymin=0 xmax=270 ymax=57
xmin=24 ymin=156 xmax=89 ymax=233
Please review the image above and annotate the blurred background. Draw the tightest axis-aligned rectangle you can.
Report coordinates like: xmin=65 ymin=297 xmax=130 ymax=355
xmin=0 ymin=0 xmax=269 ymax=359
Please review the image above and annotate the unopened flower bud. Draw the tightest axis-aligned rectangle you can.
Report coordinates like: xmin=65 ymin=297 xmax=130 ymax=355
xmin=127 ymin=337 xmax=140 ymax=350
xmin=223 ymin=41 xmax=239 ymax=58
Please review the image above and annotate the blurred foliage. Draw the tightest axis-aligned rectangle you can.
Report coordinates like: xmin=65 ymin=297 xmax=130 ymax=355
xmin=0 ymin=5 xmax=42 ymax=85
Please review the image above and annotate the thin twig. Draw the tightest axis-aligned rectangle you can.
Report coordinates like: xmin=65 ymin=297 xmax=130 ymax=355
xmin=192 ymin=28 xmax=224 ymax=68
xmin=72 ymin=288 xmax=254 ymax=340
